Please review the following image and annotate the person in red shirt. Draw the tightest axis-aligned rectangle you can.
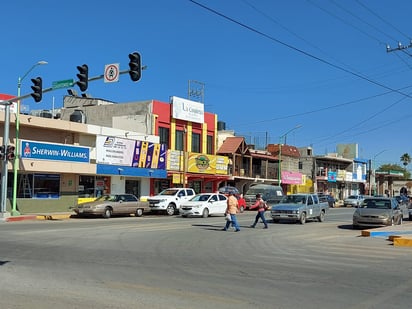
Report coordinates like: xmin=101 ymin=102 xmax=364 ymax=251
xmin=249 ymin=194 xmax=269 ymax=229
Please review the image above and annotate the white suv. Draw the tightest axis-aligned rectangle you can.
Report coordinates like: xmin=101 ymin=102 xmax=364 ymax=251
xmin=147 ymin=188 xmax=196 ymax=215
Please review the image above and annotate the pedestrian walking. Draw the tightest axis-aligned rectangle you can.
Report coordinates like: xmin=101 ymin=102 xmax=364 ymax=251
xmin=249 ymin=194 xmax=269 ymax=229
xmin=223 ymin=192 xmax=240 ymax=232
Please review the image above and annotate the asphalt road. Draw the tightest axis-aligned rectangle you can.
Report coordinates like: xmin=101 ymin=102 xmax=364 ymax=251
xmin=0 ymin=208 xmax=411 ymax=309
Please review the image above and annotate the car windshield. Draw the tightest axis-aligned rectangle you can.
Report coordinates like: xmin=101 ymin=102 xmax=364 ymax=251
xmin=190 ymin=194 xmax=211 ymax=202
xmin=282 ymin=195 xmax=307 ymax=204
xmin=361 ymin=199 xmax=391 ymax=209
xmin=95 ymin=195 xmax=117 ymax=202
xmin=158 ymin=189 xmax=179 ymax=196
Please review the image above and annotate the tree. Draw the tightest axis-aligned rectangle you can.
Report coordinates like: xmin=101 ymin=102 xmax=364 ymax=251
xmin=378 ymin=163 xmax=410 ymax=179
xmin=400 ymin=153 xmax=411 ymax=168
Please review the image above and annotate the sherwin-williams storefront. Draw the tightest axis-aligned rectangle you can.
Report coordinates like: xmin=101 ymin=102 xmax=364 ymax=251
xmin=11 ymin=139 xmax=95 ymax=213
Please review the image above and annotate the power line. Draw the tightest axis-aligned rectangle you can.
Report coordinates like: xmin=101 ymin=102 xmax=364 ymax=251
xmin=355 ymin=0 xmax=411 ymax=42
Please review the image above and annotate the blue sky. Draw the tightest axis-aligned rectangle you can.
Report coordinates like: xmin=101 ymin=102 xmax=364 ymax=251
xmin=1 ymin=0 xmax=412 ymax=168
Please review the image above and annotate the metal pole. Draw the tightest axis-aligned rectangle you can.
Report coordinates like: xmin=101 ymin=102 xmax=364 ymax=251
xmin=1 ymin=104 xmax=11 ymax=215
xmin=278 ymin=125 xmax=302 ymax=187
xmin=278 ymin=137 xmax=282 ymax=185
xmin=12 ymin=61 xmax=47 ymax=216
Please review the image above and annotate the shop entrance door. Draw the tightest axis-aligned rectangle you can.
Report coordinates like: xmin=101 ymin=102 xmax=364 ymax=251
xmin=125 ymin=180 xmax=140 ymax=198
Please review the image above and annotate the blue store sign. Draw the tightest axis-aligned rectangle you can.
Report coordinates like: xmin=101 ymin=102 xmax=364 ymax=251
xmin=21 ymin=140 xmax=90 ymax=163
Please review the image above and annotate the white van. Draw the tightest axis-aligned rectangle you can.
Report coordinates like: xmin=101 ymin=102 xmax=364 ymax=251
xmin=244 ymin=184 xmax=284 ymax=209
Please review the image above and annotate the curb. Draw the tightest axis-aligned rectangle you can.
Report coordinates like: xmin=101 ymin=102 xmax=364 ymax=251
xmin=4 ymin=213 xmax=74 ymax=222
xmin=361 ymin=222 xmax=412 ymax=247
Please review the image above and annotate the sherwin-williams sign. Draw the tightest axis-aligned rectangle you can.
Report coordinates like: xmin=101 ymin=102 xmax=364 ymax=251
xmin=21 ymin=140 xmax=90 ymax=163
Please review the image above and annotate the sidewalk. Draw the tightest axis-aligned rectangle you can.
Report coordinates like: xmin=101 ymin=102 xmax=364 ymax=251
xmin=1 ymin=212 xmax=74 ymax=222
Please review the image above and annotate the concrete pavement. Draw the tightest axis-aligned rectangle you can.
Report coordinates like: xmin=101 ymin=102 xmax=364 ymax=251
xmin=2 ymin=211 xmax=412 ymax=246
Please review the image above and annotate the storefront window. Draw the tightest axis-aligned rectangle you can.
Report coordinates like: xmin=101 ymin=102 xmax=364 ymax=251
xmin=33 ymin=174 xmax=60 ymax=198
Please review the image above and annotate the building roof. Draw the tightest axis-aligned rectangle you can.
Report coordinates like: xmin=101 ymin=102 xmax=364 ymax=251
xmin=251 ymin=152 xmax=279 ymax=161
xmin=217 ymin=136 xmax=250 ymax=155
xmin=267 ymin=144 xmax=301 ymax=158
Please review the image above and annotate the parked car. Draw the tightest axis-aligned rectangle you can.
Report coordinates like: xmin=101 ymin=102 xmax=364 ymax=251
xmin=218 ymin=186 xmax=240 ymax=196
xmin=343 ymin=195 xmax=369 ymax=208
xmin=180 ymin=193 xmax=228 ymax=218
xmin=395 ymin=195 xmax=409 ymax=207
xmin=352 ymin=197 xmax=403 ymax=229
xmin=318 ymin=194 xmax=335 ymax=207
xmin=73 ymin=194 xmax=150 ymax=219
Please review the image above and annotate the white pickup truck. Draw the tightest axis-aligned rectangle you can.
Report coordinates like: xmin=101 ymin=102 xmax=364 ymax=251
xmin=147 ymin=188 xmax=196 ymax=215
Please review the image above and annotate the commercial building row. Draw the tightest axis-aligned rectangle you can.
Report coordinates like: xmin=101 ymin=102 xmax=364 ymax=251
xmin=0 ymin=94 xmax=403 ymax=214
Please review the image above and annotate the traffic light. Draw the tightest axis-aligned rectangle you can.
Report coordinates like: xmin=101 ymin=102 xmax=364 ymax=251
xmin=31 ymin=77 xmax=43 ymax=102
xmin=0 ymin=145 xmax=5 ymax=160
xmin=128 ymin=52 xmax=141 ymax=82
xmin=76 ymin=64 xmax=89 ymax=92
xmin=6 ymin=145 xmax=15 ymax=161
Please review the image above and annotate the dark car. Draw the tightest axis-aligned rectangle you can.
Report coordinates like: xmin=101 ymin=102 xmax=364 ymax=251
xmin=218 ymin=186 xmax=240 ymax=196
xmin=318 ymin=194 xmax=335 ymax=208
xmin=395 ymin=195 xmax=409 ymax=206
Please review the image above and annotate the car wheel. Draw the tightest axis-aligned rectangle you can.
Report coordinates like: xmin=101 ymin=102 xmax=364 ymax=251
xmin=182 ymin=214 xmax=188 ymax=218
xmin=103 ymin=208 xmax=112 ymax=219
xmin=166 ymin=203 xmax=176 ymax=216
xmin=272 ymin=219 xmax=279 ymax=223
xmin=318 ymin=210 xmax=325 ymax=222
xmin=202 ymin=208 xmax=209 ymax=218
xmin=135 ymin=208 xmax=144 ymax=217
xmin=299 ymin=212 xmax=306 ymax=224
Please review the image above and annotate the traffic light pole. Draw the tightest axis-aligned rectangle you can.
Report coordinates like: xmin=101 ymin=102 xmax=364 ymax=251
xmin=0 ymin=104 xmax=11 ymax=216
xmin=1 ymin=66 xmax=143 ymax=216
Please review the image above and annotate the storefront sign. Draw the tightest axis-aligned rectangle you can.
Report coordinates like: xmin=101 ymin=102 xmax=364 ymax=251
xmin=96 ymin=136 xmax=166 ymax=169
xmin=21 ymin=140 xmax=90 ymax=163
xmin=171 ymin=96 xmax=204 ymax=124
xmin=187 ymin=153 xmax=229 ymax=174
xmin=328 ymin=171 xmax=337 ymax=182
xmin=281 ymin=171 xmax=303 ymax=184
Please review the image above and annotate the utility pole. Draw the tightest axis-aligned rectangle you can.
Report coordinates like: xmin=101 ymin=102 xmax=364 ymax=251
xmin=386 ymin=40 xmax=412 ymax=53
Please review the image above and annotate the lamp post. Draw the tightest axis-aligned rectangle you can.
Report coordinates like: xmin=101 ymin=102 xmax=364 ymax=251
xmin=11 ymin=61 xmax=48 ymax=216
xmin=278 ymin=125 xmax=302 ymax=186
xmin=371 ymin=149 xmax=387 ymax=196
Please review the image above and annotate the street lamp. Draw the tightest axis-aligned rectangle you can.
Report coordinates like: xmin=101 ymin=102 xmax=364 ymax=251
xmin=12 ymin=61 xmax=48 ymax=216
xmin=370 ymin=149 xmax=387 ymax=196
xmin=278 ymin=125 xmax=302 ymax=186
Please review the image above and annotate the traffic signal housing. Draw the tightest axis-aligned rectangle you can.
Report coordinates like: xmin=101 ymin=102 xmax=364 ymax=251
xmin=6 ymin=145 xmax=15 ymax=161
xmin=128 ymin=52 xmax=141 ymax=82
xmin=0 ymin=145 xmax=5 ymax=160
xmin=76 ymin=64 xmax=89 ymax=92
xmin=31 ymin=77 xmax=43 ymax=102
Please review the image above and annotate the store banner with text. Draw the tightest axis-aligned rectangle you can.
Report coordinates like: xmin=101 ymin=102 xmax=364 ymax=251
xmin=96 ymin=136 xmax=166 ymax=169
